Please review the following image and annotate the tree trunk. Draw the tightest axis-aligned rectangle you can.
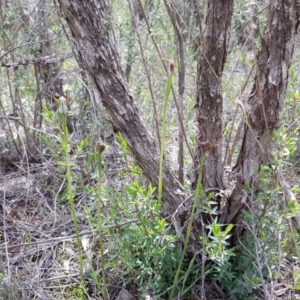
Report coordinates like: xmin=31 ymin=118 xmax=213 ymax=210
xmin=57 ymin=0 xmax=300 ymax=250
xmin=191 ymin=0 xmax=233 ymax=191
xmin=57 ymin=0 xmax=186 ymax=229
xmin=219 ymin=0 xmax=300 ymax=238
xmin=163 ymin=0 xmax=186 ymax=185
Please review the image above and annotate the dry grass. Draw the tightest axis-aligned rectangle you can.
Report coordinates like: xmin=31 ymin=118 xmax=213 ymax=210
xmin=0 ymin=141 xmax=130 ymax=299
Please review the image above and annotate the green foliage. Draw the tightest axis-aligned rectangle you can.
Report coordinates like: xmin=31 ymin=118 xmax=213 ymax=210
xmin=201 ymin=163 xmax=300 ymax=298
xmin=95 ymin=144 xmax=108 ymax=300
xmin=2 ymin=1 xmax=300 ymax=299
xmin=273 ymin=126 xmax=297 ymax=159
xmin=107 ymin=182 xmax=179 ymax=294
xmin=293 ymin=267 xmax=300 ymax=291
xmin=64 ymin=283 xmax=86 ymax=300
xmin=204 ymin=221 xmax=238 ymax=291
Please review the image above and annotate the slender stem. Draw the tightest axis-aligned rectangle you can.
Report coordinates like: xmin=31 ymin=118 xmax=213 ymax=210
xmin=62 ymin=113 xmax=84 ymax=295
xmin=169 ymin=154 xmax=207 ymax=299
xmin=95 ymin=149 xmax=108 ymax=300
xmin=158 ymin=72 xmax=173 ymax=205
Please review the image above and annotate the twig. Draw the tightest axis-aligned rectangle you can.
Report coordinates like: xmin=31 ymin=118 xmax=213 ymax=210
xmin=0 ymin=219 xmax=139 ymax=250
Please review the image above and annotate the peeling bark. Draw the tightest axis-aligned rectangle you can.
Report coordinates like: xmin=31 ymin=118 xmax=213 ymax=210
xmin=163 ymin=0 xmax=185 ymax=184
xmin=219 ymin=0 xmax=300 ymax=234
xmin=57 ymin=0 xmax=300 ymax=252
xmin=57 ymin=0 xmax=186 ymax=225
xmin=191 ymin=0 xmax=233 ymax=191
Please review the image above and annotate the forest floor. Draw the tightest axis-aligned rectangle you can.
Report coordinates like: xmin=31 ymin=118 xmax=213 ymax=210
xmin=1 ymin=138 xmax=300 ymax=299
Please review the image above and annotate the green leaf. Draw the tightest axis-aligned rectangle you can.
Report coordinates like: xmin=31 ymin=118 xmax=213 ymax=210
xmin=224 ymin=224 xmax=234 ymax=235
xmin=56 ymin=160 xmax=66 ymax=167
xmin=62 ymin=59 xmax=71 ymax=69
xmin=293 ymin=267 xmax=300 ymax=290
xmin=126 ymin=183 xmax=138 ymax=199
xmin=86 ymin=153 xmax=94 ymax=167
xmin=211 ymin=221 xmax=220 ymax=236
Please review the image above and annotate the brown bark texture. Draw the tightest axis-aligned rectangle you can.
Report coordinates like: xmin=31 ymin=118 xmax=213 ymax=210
xmin=163 ymin=0 xmax=185 ymax=184
xmin=219 ymin=0 xmax=300 ymax=228
xmin=191 ymin=0 xmax=234 ymax=191
xmin=57 ymin=0 xmax=186 ymax=229
xmin=57 ymin=0 xmax=300 ymax=250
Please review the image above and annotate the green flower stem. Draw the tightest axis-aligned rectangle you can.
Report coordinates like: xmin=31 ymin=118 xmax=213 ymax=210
xmin=61 ymin=113 xmax=84 ymax=293
xmin=158 ymin=71 xmax=173 ymax=205
xmin=169 ymin=154 xmax=207 ymax=300
xmin=95 ymin=149 xmax=108 ymax=300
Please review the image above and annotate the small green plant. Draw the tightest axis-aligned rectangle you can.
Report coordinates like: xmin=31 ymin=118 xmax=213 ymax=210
xmin=108 ymin=181 xmax=179 ymax=295
xmin=59 ymin=97 xmax=85 ymax=296
xmin=169 ymin=153 xmax=207 ymax=299
xmin=41 ymin=98 xmax=86 ymax=297
xmin=293 ymin=267 xmax=300 ymax=291
xmin=205 ymin=220 xmax=236 ymax=287
xmin=192 ymin=157 xmax=300 ymax=299
xmin=94 ymin=142 xmax=108 ymax=300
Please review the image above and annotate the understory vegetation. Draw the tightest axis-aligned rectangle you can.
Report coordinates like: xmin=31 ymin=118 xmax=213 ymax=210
xmin=1 ymin=0 xmax=300 ymax=299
